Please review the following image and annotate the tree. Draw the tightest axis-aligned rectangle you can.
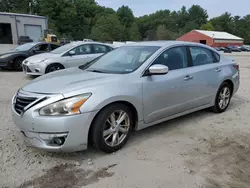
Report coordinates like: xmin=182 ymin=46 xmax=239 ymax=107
xmin=91 ymin=14 xmax=125 ymax=41
xmin=182 ymin=21 xmax=199 ymax=33
xmin=156 ymin=25 xmax=168 ymax=40
xmin=210 ymin=12 xmax=233 ymax=33
xmin=201 ymin=22 xmax=215 ymax=31
xmin=188 ymin=5 xmax=208 ymax=28
xmin=128 ymin=22 xmax=141 ymax=41
xmin=117 ymin=5 xmax=134 ymax=28
xmin=155 ymin=25 xmax=178 ymax=40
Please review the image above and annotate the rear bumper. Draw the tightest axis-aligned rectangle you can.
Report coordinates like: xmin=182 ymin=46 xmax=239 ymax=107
xmin=232 ymin=71 xmax=240 ymax=96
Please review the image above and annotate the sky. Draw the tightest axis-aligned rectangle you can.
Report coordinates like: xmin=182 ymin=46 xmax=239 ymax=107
xmin=96 ymin=0 xmax=250 ymax=18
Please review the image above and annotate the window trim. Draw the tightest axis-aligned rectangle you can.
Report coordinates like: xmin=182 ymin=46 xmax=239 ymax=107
xmin=142 ymin=45 xmax=191 ymax=77
xmin=188 ymin=46 xmax=218 ymax=67
xmin=63 ymin=44 xmax=93 ymax=56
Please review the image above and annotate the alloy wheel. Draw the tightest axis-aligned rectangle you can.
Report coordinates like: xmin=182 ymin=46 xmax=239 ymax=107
xmin=218 ymin=87 xmax=231 ymax=110
xmin=103 ymin=110 xmax=130 ymax=147
xmin=49 ymin=66 xmax=62 ymax=72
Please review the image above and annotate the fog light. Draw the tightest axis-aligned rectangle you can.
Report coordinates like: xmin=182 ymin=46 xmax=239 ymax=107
xmin=53 ymin=137 xmax=65 ymax=146
xmin=35 ymin=68 xmax=40 ymax=72
xmin=39 ymin=133 xmax=68 ymax=146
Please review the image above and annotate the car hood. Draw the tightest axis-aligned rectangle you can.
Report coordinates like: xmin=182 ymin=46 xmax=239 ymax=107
xmin=0 ymin=51 xmax=26 ymax=56
xmin=22 ymin=68 xmax=121 ymax=94
xmin=26 ymin=53 xmax=60 ymax=62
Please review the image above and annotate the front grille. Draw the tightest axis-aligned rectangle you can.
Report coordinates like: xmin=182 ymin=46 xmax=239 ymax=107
xmin=14 ymin=96 xmax=37 ymax=115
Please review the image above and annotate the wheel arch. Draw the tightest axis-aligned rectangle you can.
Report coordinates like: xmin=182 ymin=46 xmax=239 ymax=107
xmin=88 ymin=100 xmax=139 ymax=144
xmin=45 ymin=62 xmax=65 ymax=73
xmin=222 ymin=79 xmax=234 ymax=95
xmin=13 ymin=56 xmax=27 ymax=62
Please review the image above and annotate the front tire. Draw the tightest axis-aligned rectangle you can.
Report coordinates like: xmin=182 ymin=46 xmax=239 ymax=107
xmin=91 ymin=104 xmax=134 ymax=153
xmin=45 ymin=63 xmax=64 ymax=74
xmin=211 ymin=82 xmax=232 ymax=113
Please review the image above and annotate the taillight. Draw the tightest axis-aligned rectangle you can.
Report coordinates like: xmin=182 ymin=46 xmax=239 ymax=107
xmin=233 ymin=64 xmax=239 ymax=71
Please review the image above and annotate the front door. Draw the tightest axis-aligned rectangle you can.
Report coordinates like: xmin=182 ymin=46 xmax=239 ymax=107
xmin=64 ymin=44 xmax=96 ymax=68
xmin=142 ymin=46 xmax=197 ymax=124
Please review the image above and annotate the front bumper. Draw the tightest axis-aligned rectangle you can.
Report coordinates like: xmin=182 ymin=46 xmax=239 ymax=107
xmin=22 ymin=62 xmax=46 ymax=75
xmin=0 ymin=59 xmax=12 ymax=68
xmin=12 ymin=99 xmax=98 ymax=152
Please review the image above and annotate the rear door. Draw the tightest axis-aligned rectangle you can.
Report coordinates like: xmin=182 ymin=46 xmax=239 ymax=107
xmin=188 ymin=46 xmax=222 ymax=106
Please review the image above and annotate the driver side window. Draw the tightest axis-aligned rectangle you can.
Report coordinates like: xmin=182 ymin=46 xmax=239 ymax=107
xmin=33 ymin=44 xmax=49 ymax=53
xmin=152 ymin=47 xmax=188 ymax=71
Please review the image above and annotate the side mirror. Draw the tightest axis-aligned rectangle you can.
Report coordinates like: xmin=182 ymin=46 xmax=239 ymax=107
xmin=147 ymin=64 xmax=169 ymax=75
xmin=69 ymin=51 xmax=75 ymax=56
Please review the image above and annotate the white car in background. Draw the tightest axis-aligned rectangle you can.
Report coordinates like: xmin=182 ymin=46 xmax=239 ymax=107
xmin=22 ymin=42 xmax=114 ymax=75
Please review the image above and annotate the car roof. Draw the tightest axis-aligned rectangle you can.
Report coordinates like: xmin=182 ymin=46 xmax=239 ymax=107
xmin=25 ymin=42 xmax=52 ymax=45
xmin=123 ymin=40 xmax=218 ymax=53
xmin=123 ymin=40 xmax=212 ymax=48
xmin=70 ymin=41 xmax=114 ymax=47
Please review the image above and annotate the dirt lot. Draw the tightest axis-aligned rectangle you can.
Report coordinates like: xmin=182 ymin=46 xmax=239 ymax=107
xmin=1 ymin=52 xmax=250 ymax=188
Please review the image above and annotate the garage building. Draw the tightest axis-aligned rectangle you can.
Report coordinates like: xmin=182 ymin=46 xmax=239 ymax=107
xmin=0 ymin=12 xmax=48 ymax=44
xmin=177 ymin=30 xmax=244 ymax=47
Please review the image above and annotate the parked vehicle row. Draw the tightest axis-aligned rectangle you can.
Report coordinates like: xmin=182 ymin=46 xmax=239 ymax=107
xmin=0 ymin=42 xmax=60 ymax=71
xmin=11 ymin=41 xmax=240 ymax=153
xmin=214 ymin=45 xmax=250 ymax=53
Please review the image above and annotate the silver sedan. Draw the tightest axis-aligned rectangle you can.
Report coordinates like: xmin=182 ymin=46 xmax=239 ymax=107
xmin=12 ymin=41 xmax=240 ymax=153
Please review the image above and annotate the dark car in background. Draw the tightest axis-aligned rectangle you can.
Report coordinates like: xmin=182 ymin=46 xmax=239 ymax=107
xmin=218 ymin=47 xmax=232 ymax=53
xmin=0 ymin=42 xmax=60 ymax=71
xmin=18 ymin=36 xmax=33 ymax=45
xmin=240 ymin=46 xmax=250 ymax=51
xmin=228 ymin=46 xmax=241 ymax=52
xmin=60 ymin=38 xmax=71 ymax=46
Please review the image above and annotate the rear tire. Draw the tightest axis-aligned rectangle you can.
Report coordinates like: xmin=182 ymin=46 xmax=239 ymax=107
xmin=13 ymin=57 xmax=25 ymax=71
xmin=45 ymin=63 xmax=64 ymax=74
xmin=91 ymin=104 xmax=134 ymax=153
xmin=211 ymin=82 xmax=232 ymax=113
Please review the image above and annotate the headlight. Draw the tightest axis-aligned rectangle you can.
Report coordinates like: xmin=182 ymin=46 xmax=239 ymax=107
xmin=39 ymin=94 xmax=91 ymax=116
xmin=0 ymin=54 xmax=12 ymax=58
xmin=29 ymin=59 xmax=47 ymax=65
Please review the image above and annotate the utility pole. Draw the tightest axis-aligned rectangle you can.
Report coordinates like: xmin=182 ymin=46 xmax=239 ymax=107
xmin=29 ymin=2 xmax=32 ymax=14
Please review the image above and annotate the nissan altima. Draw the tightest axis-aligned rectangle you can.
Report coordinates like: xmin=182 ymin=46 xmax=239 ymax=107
xmin=12 ymin=41 xmax=240 ymax=153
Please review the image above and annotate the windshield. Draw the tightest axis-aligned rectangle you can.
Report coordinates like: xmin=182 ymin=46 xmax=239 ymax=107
xmin=50 ymin=42 xmax=77 ymax=54
xmin=84 ymin=46 xmax=160 ymax=74
xmin=13 ymin=43 xmax=36 ymax=51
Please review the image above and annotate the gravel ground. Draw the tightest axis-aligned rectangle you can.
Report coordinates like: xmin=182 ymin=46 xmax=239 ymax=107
xmin=1 ymin=52 xmax=250 ymax=188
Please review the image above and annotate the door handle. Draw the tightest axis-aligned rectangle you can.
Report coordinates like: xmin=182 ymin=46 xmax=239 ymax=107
xmin=215 ymin=68 xmax=222 ymax=72
xmin=184 ymin=75 xmax=193 ymax=81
